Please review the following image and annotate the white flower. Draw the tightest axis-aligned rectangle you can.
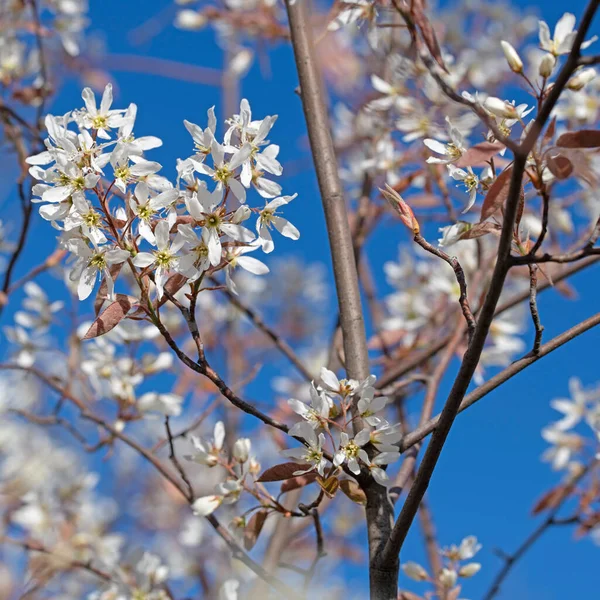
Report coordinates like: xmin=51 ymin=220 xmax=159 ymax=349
xmin=448 ymin=165 xmax=479 ymax=213
xmin=438 ymin=221 xmax=472 ymax=247
xmin=175 ymin=224 xmax=211 ymax=281
xmin=185 ymin=183 xmax=254 ymax=267
xmin=130 ymin=181 xmax=179 ymax=244
xmin=333 ymin=431 xmax=370 ymax=475
xmin=256 ymin=195 xmax=299 ymax=253
xmin=541 ymin=426 xmax=583 ymax=470
xmin=289 ymin=384 xmax=331 ymax=434
xmin=14 ymin=282 xmax=63 ymax=332
xmin=357 ymin=387 xmax=388 ymax=427
xmin=281 ymin=422 xmax=327 ymax=476
xmin=76 ymin=84 xmax=126 ymax=139
xmin=550 ymin=378 xmax=589 ymax=431
xmin=223 ymin=244 xmax=269 ymax=296
xmin=137 ymin=392 xmax=183 ymax=417
xmin=185 ymin=421 xmax=226 ymax=467
xmin=194 ymin=140 xmax=252 ymax=203
xmin=67 ymin=239 xmax=130 ymax=301
xmin=132 ymin=221 xmax=184 ymax=299
xmin=367 ymin=451 xmax=401 ymax=486
xmin=191 ymin=495 xmax=222 ymax=516
xmin=423 ymin=118 xmax=467 ymax=165
xmin=539 ymin=13 xmax=597 ymax=56
xmin=183 ymin=107 xmax=217 ymax=163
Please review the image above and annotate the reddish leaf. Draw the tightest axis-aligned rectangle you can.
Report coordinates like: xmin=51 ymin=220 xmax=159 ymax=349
xmin=557 ymin=129 xmax=600 ymax=148
xmin=280 ymin=472 xmax=318 ymax=494
xmin=480 ymin=166 xmax=513 ymax=221
xmin=454 ymin=142 xmax=504 ymax=168
xmin=459 ymin=221 xmax=502 ymax=240
xmin=339 ymin=479 xmax=367 ymax=505
xmin=543 ymin=116 xmax=557 ymax=146
xmin=244 ymin=509 xmax=268 ymax=550
xmin=83 ymin=295 xmax=138 ymax=340
xmin=531 ymin=484 xmax=568 ymax=515
xmin=547 ymin=154 xmax=574 ymax=180
xmin=257 ymin=462 xmax=307 ymax=482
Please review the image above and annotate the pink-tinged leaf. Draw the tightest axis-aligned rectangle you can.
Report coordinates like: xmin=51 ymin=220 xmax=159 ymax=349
xmin=244 ymin=509 xmax=268 ymax=551
xmin=339 ymin=479 xmax=367 ymax=505
xmin=257 ymin=462 xmax=308 ymax=482
xmin=543 ymin=116 xmax=557 ymax=146
xmin=94 ymin=262 xmax=124 ymax=316
xmin=83 ymin=295 xmax=138 ymax=340
xmin=455 ymin=142 xmax=505 ymax=168
xmin=459 ymin=221 xmax=502 ymax=240
xmin=547 ymin=154 xmax=574 ymax=180
xmin=155 ymin=273 xmax=189 ymax=309
xmin=480 ymin=166 xmax=514 ymax=221
xmin=280 ymin=472 xmax=318 ymax=494
xmin=556 ymin=129 xmax=600 ymax=148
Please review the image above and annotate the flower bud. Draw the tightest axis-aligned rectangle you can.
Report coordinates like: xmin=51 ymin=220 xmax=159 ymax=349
xmin=501 ymin=41 xmax=523 ymax=73
xmin=232 ymin=205 xmax=251 ymax=223
xmin=539 ymin=53 xmax=556 ymax=78
xmin=175 ymin=10 xmax=207 ymax=30
xmin=459 ymin=562 xmax=482 ymax=578
xmin=248 ymin=458 xmax=261 ymax=476
xmin=439 ymin=568 xmax=458 ymax=588
xmin=484 ymin=97 xmax=518 ymax=119
xmin=567 ymin=68 xmax=597 ymax=91
xmin=233 ymin=438 xmax=251 ymax=463
xmin=402 ymin=561 xmax=429 ymax=581
xmin=380 ymin=185 xmax=420 ymax=234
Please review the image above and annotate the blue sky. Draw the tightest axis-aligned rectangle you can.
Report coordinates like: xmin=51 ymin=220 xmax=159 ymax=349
xmin=2 ymin=0 xmax=600 ymax=597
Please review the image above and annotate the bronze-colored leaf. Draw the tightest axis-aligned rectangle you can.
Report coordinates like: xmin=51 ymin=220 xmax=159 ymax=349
xmin=83 ymin=295 xmax=138 ymax=340
xmin=531 ymin=484 xmax=567 ymax=515
xmin=547 ymin=154 xmax=574 ymax=180
xmin=339 ymin=479 xmax=367 ymax=505
xmin=317 ymin=475 xmax=339 ymax=498
xmin=280 ymin=472 xmax=318 ymax=494
xmin=480 ymin=166 xmax=514 ymax=221
xmin=257 ymin=462 xmax=308 ymax=482
xmin=557 ymin=129 xmax=600 ymax=148
xmin=94 ymin=263 xmax=124 ymax=316
xmin=459 ymin=221 xmax=502 ymax=240
xmin=412 ymin=0 xmax=447 ymax=72
xmin=454 ymin=142 xmax=504 ymax=168
xmin=244 ymin=509 xmax=269 ymax=550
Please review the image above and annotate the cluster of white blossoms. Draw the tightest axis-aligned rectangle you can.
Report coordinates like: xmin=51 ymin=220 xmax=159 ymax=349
xmin=26 ymin=85 xmax=299 ymax=304
xmin=401 ymin=535 xmax=482 ymax=598
xmin=0 ymin=0 xmax=88 ymax=88
xmin=541 ymin=377 xmax=600 ymax=472
xmin=283 ymin=368 xmax=402 ymax=485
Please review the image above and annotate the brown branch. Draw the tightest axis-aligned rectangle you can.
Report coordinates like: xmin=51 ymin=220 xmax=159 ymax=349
xmin=483 ymin=460 xmax=595 ymax=600
xmin=527 ymin=264 xmax=544 ymax=354
xmin=399 ymin=311 xmax=600 ymax=452
xmin=381 ymin=0 xmax=600 ymax=569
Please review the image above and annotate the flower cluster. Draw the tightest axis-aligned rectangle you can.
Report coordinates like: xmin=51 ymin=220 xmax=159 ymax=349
xmin=26 ymin=86 xmax=299 ymax=304
xmin=401 ymin=535 xmax=482 ymax=599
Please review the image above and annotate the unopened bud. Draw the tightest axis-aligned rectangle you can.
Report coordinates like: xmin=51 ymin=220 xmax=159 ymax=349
xmin=380 ymin=185 xmax=420 ymax=234
xmin=175 ymin=10 xmax=206 ymax=30
xmin=501 ymin=41 xmax=523 ymax=73
xmin=484 ymin=97 xmax=518 ymax=119
xmin=402 ymin=561 xmax=429 ymax=581
xmin=233 ymin=438 xmax=251 ymax=463
xmin=439 ymin=568 xmax=458 ymax=588
xmin=249 ymin=458 xmax=261 ymax=475
xmin=232 ymin=205 xmax=251 ymax=223
xmin=459 ymin=562 xmax=481 ymax=578
xmin=539 ymin=53 xmax=556 ymax=78
xmin=567 ymin=68 xmax=597 ymax=91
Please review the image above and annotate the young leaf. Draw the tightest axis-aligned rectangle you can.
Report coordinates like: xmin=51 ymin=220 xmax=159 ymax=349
xmin=547 ymin=154 xmax=574 ymax=180
xmin=480 ymin=166 xmax=513 ymax=221
xmin=339 ymin=479 xmax=367 ymax=505
xmin=556 ymin=129 xmax=600 ymax=148
xmin=244 ymin=509 xmax=269 ymax=550
xmin=257 ymin=462 xmax=308 ymax=482
xmin=280 ymin=472 xmax=318 ymax=494
xmin=83 ymin=295 xmax=138 ymax=340
xmin=454 ymin=142 xmax=504 ymax=168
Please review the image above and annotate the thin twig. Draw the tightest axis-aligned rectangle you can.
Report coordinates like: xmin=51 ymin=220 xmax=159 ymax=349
xmin=527 ymin=264 xmax=544 ymax=354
